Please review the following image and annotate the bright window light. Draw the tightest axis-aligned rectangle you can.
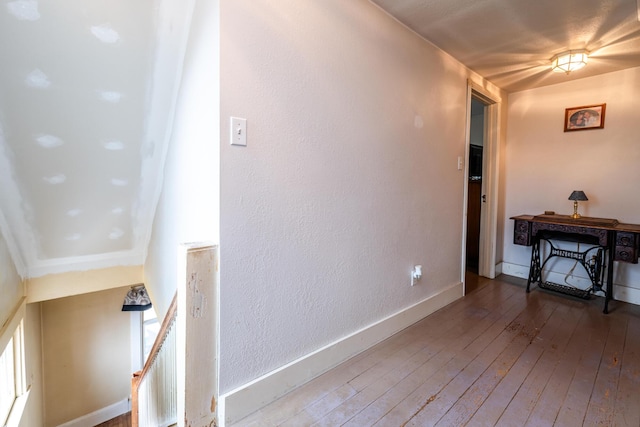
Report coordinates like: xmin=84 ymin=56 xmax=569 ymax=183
xmin=0 ymin=337 xmax=16 ymax=425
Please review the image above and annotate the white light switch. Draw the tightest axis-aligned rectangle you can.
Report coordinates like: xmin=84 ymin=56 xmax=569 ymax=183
xmin=457 ymin=156 xmax=463 ymax=170
xmin=230 ymin=117 xmax=247 ymax=146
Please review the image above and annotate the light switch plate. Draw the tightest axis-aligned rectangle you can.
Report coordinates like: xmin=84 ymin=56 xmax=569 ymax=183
xmin=230 ymin=117 xmax=247 ymax=146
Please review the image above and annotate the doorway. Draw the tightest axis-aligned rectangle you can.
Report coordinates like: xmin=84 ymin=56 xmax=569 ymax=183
xmin=463 ymin=84 xmax=501 ymax=294
xmin=466 ymin=98 xmax=486 ymax=273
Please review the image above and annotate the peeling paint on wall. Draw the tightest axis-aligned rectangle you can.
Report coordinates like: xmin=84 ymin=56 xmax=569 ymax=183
xmin=24 ymin=69 xmax=50 ymax=88
xmin=103 ymin=140 xmax=125 ymax=151
xmin=42 ymin=174 xmax=66 ymax=185
xmin=110 ymin=178 xmax=129 ymax=187
xmin=90 ymin=24 xmax=121 ymax=44
xmin=36 ymin=134 xmax=63 ymax=148
xmin=97 ymin=90 xmax=123 ymax=103
xmin=189 ymin=272 xmax=207 ymax=318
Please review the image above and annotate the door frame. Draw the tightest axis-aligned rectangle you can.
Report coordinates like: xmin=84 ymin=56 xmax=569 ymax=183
xmin=462 ymin=80 xmax=501 ymax=285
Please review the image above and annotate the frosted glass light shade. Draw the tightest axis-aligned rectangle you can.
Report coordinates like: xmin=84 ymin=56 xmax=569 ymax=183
xmin=551 ymin=50 xmax=589 ymax=74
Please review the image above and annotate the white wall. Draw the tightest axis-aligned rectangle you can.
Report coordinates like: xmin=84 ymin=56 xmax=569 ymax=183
xmin=0 ymin=232 xmax=23 ymax=328
xmin=144 ymin=0 xmax=220 ymax=319
xmin=502 ymin=66 xmax=640 ymax=300
xmin=41 ymin=287 xmax=132 ymax=427
xmin=218 ymin=0 xmax=502 ymax=394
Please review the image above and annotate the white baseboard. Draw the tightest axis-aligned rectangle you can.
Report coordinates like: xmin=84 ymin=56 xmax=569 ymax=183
xmin=494 ymin=262 xmax=503 ymax=276
xmin=220 ymin=281 xmax=463 ymax=426
xmin=57 ymin=398 xmax=130 ymax=427
xmin=501 ymin=261 xmax=640 ymax=306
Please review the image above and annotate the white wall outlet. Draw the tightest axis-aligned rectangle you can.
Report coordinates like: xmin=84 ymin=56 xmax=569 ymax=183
xmin=411 ymin=265 xmax=422 ymax=286
xmin=230 ymin=117 xmax=247 ymax=146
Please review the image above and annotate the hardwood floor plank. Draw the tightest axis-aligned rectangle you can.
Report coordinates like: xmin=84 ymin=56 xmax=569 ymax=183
xmin=310 ymin=300 xmax=505 ymax=427
xmin=279 ymin=383 xmax=358 ymax=427
xmin=493 ymin=303 xmax=585 ymax=426
xmin=240 ymin=325 xmax=420 ymax=426
xmin=95 ymin=412 xmax=132 ymax=427
xmin=412 ymin=293 xmax=576 ymax=426
xmin=522 ymin=300 xmax=600 ymax=426
xmin=613 ymin=314 xmax=640 ymax=427
xmin=552 ymin=304 xmax=612 ymax=426
xmin=250 ymin=278 xmax=521 ymax=426
xmin=582 ymin=313 xmax=628 ymax=426
xmin=333 ymin=283 xmax=526 ymax=427
xmin=230 ymin=275 xmax=640 ymax=427
xmin=436 ymin=297 xmax=584 ymax=427
xmin=372 ymin=285 xmax=550 ymax=426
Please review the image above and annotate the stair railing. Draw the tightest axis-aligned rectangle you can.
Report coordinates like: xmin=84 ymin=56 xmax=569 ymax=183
xmin=131 ymin=243 xmax=218 ymax=427
xmin=131 ymin=294 xmax=178 ymax=427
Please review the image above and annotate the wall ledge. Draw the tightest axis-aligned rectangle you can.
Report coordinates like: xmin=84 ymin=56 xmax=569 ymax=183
xmin=57 ymin=398 xmax=129 ymax=427
xmin=6 ymin=388 xmax=30 ymax=427
xmin=27 ymin=265 xmax=143 ymax=303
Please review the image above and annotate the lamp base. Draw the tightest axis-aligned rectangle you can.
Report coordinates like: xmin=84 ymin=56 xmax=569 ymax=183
xmin=571 ymin=200 xmax=581 ymax=219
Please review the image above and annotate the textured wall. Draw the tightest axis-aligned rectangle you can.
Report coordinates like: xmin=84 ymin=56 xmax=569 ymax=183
xmin=144 ymin=0 xmax=220 ymax=320
xmin=218 ymin=0 xmax=491 ymax=393
xmin=503 ymin=66 xmax=640 ymax=292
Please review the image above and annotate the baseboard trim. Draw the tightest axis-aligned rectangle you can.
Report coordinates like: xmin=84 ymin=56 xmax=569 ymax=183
xmin=501 ymin=262 xmax=640 ymax=306
xmin=494 ymin=262 xmax=503 ymax=276
xmin=57 ymin=398 xmax=130 ymax=427
xmin=220 ymin=281 xmax=463 ymax=426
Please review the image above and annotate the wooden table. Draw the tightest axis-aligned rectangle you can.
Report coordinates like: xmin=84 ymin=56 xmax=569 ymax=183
xmin=511 ymin=214 xmax=640 ymax=313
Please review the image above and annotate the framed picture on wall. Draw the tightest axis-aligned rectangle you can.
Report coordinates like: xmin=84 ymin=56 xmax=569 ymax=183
xmin=564 ymin=103 xmax=606 ymax=132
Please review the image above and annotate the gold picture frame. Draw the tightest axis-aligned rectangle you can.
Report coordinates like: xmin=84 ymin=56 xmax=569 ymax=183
xmin=564 ymin=103 xmax=606 ymax=132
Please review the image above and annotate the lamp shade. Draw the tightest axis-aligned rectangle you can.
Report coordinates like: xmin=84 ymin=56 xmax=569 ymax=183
xmin=568 ymin=190 xmax=588 ymax=201
xmin=122 ymin=284 xmax=152 ymax=311
xmin=551 ymin=50 xmax=589 ymax=74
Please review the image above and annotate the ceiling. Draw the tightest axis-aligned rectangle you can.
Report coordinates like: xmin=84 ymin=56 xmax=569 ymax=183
xmin=1 ymin=0 xmax=640 ymax=279
xmin=371 ymin=0 xmax=640 ymax=92
xmin=0 ymin=0 xmax=189 ymax=278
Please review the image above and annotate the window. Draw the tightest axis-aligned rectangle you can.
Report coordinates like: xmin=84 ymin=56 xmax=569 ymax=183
xmin=142 ymin=308 xmax=159 ymax=363
xmin=131 ymin=307 xmax=160 ymax=372
xmin=0 ymin=322 xmax=24 ymax=426
xmin=0 ymin=336 xmax=16 ymax=424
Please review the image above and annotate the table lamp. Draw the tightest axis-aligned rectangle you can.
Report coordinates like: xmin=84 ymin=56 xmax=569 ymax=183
xmin=121 ymin=284 xmax=152 ymax=311
xmin=568 ymin=190 xmax=588 ymax=219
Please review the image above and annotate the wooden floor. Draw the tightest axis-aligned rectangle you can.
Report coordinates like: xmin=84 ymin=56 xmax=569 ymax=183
xmin=95 ymin=412 xmax=131 ymax=427
xmin=232 ymin=273 xmax=640 ymax=426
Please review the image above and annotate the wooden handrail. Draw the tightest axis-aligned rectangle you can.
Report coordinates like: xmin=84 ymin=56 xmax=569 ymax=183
xmin=131 ymin=292 xmax=177 ymax=427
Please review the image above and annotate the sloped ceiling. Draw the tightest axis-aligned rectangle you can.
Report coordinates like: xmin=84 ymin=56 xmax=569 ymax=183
xmin=1 ymin=0 xmax=640 ymax=279
xmin=0 ymin=0 xmax=191 ymax=278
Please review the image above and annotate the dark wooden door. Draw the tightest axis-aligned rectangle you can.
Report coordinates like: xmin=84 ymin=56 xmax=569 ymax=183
xmin=466 ymin=179 xmax=482 ymax=270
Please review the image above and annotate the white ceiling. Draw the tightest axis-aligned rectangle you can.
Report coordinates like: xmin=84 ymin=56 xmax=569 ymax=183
xmin=371 ymin=0 xmax=640 ymax=92
xmin=0 ymin=0 xmax=189 ymax=277
xmin=1 ymin=0 xmax=640 ymax=278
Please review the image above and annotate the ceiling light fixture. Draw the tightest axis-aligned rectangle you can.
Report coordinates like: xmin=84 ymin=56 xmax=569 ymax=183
xmin=121 ymin=284 xmax=152 ymax=311
xmin=551 ymin=50 xmax=589 ymax=74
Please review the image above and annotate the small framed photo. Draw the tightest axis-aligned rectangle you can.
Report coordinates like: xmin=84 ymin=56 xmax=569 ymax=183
xmin=564 ymin=103 xmax=606 ymax=132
